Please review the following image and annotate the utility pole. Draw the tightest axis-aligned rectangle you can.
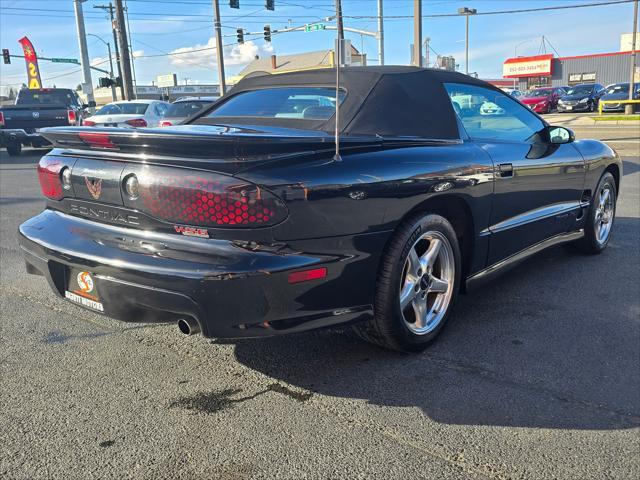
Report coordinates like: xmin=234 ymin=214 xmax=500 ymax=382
xmin=73 ymin=0 xmax=95 ymax=109
xmin=626 ymin=0 xmax=638 ymax=115
xmin=413 ymin=0 xmax=422 ymax=67
xmin=114 ymin=0 xmax=134 ymax=100
xmin=212 ymin=0 xmax=226 ymax=96
xmin=336 ymin=0 xmax=345 ymax=40
xmin=458 ymin=7 xmax=477 ymax=75
xmin=95 ymin=3 xmax=125 ymax=100
xmin=377 ymin=0 xmax=384 ymax=65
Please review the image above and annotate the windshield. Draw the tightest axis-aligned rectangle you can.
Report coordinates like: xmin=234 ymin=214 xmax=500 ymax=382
xmin=16 ymin=90 xmax=77 ymax=105
xmin=525 ymin=89 xmax=553 ymax=97
xmin=206 ymin=87 xmax=346 ymax=121
xmin=95 ymin=103 xmax=149 ymax=115
xmin=165 ymin=101 xmax=213 ymax=117
xmin=605 ymin=84 xmax=629 ymax=95
xmin=565 ymin=86 xmax=593 ymax=95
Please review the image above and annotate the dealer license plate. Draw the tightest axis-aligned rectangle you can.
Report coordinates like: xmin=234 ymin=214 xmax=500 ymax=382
xmin=65 ymin=270 xmax=104 ymax=312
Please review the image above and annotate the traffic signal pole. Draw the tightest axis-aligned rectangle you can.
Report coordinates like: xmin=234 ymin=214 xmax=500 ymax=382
xmin=212 ymin=0 xmax=227 ymax=96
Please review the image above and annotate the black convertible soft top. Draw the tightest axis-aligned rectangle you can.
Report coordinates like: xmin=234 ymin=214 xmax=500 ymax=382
xmin=194 ymin=66 xmax=495 ymax=140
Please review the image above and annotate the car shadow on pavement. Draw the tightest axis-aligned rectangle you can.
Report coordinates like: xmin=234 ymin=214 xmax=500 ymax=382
xmin=622 ymin=159 xmax=639 ymax=176
xmin=231 ymin=217 xmax=640 ymax=431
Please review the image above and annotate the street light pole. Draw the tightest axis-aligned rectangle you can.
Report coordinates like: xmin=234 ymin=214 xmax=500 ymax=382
xmin=87 ymin=34 xmax=116 ymax=101
xmin=73 ymin=0 xmax=95 ymax=109
xmin=513 ymin=40 xmax=531 ymax=89
xmin=626 ymin=0 xmax=638 ymax=115
xmin=458 ymin=7 xmax=477 ymax=75
xmin=212 ymin=0 xmax=226 ymax=96
xmin=413 ymin=0 xmax=422 ymax=67
xmin=377 ymin=0 xmax=384 ymax=66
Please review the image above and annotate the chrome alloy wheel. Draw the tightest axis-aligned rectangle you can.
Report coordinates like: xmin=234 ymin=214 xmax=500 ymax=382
xmin=399 ymin=231 xmax=455 ymax=335
xmin=594 ymin=183 xmax=614 ymax=245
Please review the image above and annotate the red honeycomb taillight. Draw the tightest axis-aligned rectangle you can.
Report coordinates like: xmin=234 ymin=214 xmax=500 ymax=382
xmin=37 ymin=157 xmax=65 ymax=200
xmin=122 ymin=166 xmax=287 ymax=228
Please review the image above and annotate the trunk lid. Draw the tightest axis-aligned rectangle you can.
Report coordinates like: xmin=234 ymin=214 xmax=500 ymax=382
xmin=40 ymin=124 xmax=381 ymax=174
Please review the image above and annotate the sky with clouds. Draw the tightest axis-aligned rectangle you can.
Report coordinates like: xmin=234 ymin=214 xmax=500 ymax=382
xmin=0 ymin=0 xmax=636 ymax=90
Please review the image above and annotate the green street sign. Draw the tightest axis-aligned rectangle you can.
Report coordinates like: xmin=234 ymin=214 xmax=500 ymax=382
xmin=304 ymin=23 xmax=325 ymax=32
xmin=50 ymin=58 xmax=80 ymax=64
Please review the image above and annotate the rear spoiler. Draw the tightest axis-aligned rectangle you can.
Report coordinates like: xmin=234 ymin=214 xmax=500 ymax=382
xmin=40 ymin=125 xmax=461 ymax=162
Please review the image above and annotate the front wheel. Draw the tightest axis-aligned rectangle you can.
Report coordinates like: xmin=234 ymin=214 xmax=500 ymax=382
xmin=354 ymin=213 xmax=461 ymax=352
xmin=577 ymin=172 xmax=617 ymax=254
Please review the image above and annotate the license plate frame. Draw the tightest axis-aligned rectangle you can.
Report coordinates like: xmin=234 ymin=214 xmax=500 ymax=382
xmin=65 ymin=270 xmax=104 ymax=312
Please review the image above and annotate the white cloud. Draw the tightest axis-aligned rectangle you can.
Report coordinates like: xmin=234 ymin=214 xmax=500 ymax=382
xmin=168 ymin=38 xmax=273 ymax=69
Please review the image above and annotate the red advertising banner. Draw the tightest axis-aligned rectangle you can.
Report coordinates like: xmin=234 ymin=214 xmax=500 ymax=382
xmin=502 ymin=54 xmax=554 ymax=79
xmin=18 ymin=36 xmax=42 ymax=89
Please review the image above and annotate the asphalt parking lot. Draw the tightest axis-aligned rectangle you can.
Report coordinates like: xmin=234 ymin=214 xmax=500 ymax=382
xmin=1 ymin=123 xmax=638 ymax=479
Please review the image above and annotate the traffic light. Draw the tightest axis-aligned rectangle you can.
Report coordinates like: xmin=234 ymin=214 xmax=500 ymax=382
xmin=265 ymin=0 xmax=274 ymax=11
xmin=2 ymin=49 xmax=10 ymax=65
xmin=236 ymin=28 xmax=244 ymax=45
xmin=263 ymin=25 xmax=271 ymax=43
xmin=98 ymin=77 xmax=116 ymax=88
xmin=230 ymin=0 xmax=239 ymax=8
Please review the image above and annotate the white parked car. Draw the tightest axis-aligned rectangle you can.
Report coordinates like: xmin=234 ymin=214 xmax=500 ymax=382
xmin=83 ymin=100 xmax=170 ymax=128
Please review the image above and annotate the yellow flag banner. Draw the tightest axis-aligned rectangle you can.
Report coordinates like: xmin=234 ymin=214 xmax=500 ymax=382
xmin=18 ymin=36 xmax=42 ymax=89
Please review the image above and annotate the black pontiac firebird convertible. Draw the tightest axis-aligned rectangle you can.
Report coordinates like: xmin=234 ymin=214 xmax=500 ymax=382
xmin=20 ymin=67 xmax=621 ymax=351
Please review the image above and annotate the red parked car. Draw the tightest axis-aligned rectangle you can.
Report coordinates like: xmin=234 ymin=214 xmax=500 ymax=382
xmin=519 ymin=87 xmax=566 ymax=114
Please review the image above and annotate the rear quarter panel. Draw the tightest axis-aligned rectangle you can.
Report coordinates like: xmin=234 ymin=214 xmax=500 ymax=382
xmin=239 ymin=143 xmax=495 ymax=274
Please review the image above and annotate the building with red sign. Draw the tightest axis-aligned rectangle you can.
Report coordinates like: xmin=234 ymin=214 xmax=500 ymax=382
xmin=503 ymin=50 xmax=639 ymax=90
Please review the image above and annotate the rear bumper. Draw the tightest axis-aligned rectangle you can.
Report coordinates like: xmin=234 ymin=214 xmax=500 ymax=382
xmin=1 ymin=129 xmax=49 ymax=147
xmin=19 ymin=209 xmax=384 ymax=337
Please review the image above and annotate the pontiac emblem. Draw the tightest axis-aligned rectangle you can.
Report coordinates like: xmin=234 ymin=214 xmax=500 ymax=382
xmin=84 ymin=177 xmax=103 ymax=200
xmin=32 ymin=111 xmax=40 ymax=119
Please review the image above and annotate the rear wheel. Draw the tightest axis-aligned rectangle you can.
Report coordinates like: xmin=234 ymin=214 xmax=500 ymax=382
xmin=577 ymin=172 xmax=617 ymax=254
xmin=354 ymin=213 xmax=461 ymax=352
xmin=6 ymin=143 xmax=22 ymax=156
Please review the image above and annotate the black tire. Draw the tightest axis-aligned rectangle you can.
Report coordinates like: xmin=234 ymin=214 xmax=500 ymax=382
xmin=6 ymin=143 xmax=22 ymax=156
xmin=354 ymin=213 xmax=462 ymax=352
xmin=576 ymin=172 xmax=617 ymax=254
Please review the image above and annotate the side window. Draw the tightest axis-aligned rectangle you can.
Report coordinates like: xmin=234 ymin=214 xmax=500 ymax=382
xmin=154 ymin=103 xmax=167 ymax=116
xmin=444 ymin=83 xmax=546 ymax=143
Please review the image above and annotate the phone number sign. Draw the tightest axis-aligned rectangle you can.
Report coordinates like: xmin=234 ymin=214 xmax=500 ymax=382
xmin=503 ymin=54 xmax=554 ymax=79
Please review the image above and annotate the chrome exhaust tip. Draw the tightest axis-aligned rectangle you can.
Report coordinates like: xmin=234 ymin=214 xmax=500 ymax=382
xmin=177 ymin=318 xmax=201 ymax=335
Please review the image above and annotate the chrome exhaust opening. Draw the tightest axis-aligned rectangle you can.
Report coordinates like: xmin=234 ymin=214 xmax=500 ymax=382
xmin=177 ymin=317 xmax=201 ymax=336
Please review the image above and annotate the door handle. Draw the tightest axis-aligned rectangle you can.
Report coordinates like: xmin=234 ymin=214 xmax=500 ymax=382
xmin=498 ymin=163 xmax=513 ymax=177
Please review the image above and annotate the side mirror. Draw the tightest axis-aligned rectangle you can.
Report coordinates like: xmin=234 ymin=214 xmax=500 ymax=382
xmin=548 ymin=126 xmax=575 ymax=144
xmin=83 ymin=101 xmax=96 ymax=109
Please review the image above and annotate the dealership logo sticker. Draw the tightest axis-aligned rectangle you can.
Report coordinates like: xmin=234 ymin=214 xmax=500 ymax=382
xmin=84 ymin=176 xmax=102 ymax=199
xmin=77 ymin=271 xmax=94 ymax=293
xmin=174 ymin=225 xmax=210 ymax=238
